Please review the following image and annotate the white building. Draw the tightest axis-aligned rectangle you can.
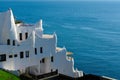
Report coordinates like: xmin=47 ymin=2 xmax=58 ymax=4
xmin=0 ymin=9 xmax=83 ymax=78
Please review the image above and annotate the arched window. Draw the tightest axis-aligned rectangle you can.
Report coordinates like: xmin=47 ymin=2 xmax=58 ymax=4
xmin=13 ymin=40 xmax=15 ymax=46
xmin=7 ymin=39 xmax=10 ymax=45
xmin=25 ymin=32 xmax=28 ymax=39
xmin=35 ymin=48 xmax=37 ymax=55
xmin=26 ymin=51 xmax=29 ymax=58
xmin=19 ymin=33 xmax=22 ymax=40
xmin=51 ymin=56 xmax=54 ymax=62
xmin=20 ymin=52 xmax=24 ymax=59
xmin=40 ymin=47 xmax=43 ymax=53
xmin=42 ymin=58 xmax=45 ymax=63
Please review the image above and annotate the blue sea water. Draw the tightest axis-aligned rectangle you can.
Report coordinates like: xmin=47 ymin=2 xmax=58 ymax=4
xmin=0 ymin=1 xmax=120 ymax=79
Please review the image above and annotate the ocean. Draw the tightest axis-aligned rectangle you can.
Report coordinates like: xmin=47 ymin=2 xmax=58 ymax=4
xmin=0 ymin=1 xmax=120 ymax=79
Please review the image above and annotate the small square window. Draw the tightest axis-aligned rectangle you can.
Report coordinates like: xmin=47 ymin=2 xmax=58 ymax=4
xmin=14 ymin=54 xmax=17 ymax=57
xmin=0 ymin=54 xmax=6 ymax=62
xmin=9 ymin=55 xmax=13 ymax=58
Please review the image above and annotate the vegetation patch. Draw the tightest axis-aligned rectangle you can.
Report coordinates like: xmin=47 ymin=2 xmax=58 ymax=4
xmin=0 ymin=69 xmax=20 ymax=80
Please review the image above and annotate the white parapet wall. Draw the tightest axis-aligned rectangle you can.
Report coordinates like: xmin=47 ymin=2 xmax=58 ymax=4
xmin=53 ymin=47 xmax=83 ymax=78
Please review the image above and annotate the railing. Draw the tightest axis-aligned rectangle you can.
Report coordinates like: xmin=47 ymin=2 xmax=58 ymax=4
xmin=29 ymin=70 xmax=58 ymax=80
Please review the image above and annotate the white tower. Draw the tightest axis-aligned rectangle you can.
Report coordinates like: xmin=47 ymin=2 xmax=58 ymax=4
xmin=0 ymin=9 xmax=17 ymax=45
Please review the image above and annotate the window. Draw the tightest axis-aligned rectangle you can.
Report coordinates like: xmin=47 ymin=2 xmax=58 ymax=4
xmin=19 ymin=33 xmax=22 ymax=40
xmin=51 ymin=56 xmax=54 ymax=62
xmin=20 ymin=52 xmax=24 ymax=58
xmin=14 ymin=54 xmax=17 ymax=57
xmin=13 ymin=40 xmax=15 ymax=46
xmin=41 ymin=58 xmax=45 ymax=63
xmin=40 ymin=60 xmax=41 ymax=63
xmin=56 ymin=69 xmax=58 ymax=74
xmin=51 ymin=69 xmax=53 ymax=72
xmin=0 ymin=54 xmax=6 ymax=62
xmin=9 ymin=55 xmax=13 ymax=58
xmin=35 ymin=48 xmax=37 ymax=55
xmin=7 ymin=39 xmax=10 ymax=45
xmin=26 ymin=51 xmax=29 ymax=58
xmin=40 ymin=47 xmax=43 ymax=53
xmin=25 ymin=32 xmax=28 ymax=39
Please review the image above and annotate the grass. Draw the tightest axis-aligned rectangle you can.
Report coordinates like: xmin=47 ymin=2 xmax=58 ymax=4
xmin=0 ymin=69 xmax=20 ymax=80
